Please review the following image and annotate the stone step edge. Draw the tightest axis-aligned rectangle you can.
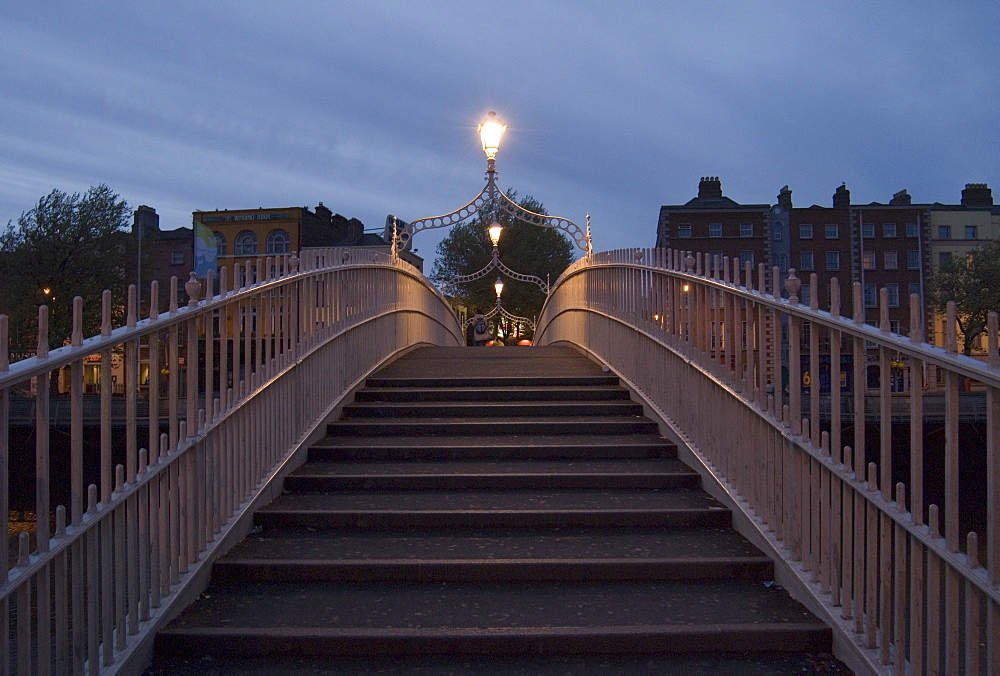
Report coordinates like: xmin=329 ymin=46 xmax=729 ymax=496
xmin=155 ymin=623 xmax=832 ymax=657
xmin=211 ymin=557 xmax=775 ymax=582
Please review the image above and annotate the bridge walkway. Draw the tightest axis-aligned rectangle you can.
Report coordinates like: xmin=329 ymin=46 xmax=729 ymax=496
xmin=146 ymin=346 xmax=848 ymax=673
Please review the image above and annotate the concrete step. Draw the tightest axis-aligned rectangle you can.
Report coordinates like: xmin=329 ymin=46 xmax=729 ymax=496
xmin=327 ymin=416 xmax=660 ymax=437
xmin=212 ymin=527 xmax=774 ymax=583
xmin=308 ymin=434 xmax=678 ymax=461
xmin=366 ymin=375 xmax=621 ymax=388
xmin=283 ymin=458 xmax=700 ymax=491
xmin=254 ymin=488 xmax=732 ymax=530
xmin=147 ymin=651 xmax=851 ymax=674
xmin=153 ymin=579 xmax=831 ymax=659
xmin=355 ymin=385 xmax=631 ymax=402
xmin=341 ymin=400 xmax=645 ymax=419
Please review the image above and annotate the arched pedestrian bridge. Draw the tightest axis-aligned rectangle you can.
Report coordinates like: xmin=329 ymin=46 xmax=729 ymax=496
xmin=2 ymin=248 xmax=997 ymax=674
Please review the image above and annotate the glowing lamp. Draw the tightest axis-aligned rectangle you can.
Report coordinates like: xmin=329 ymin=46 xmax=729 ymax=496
xmin=488 ymin=222 xmax=503 ymax=246
xmin=478 ymin=111 xmax=506 ymax=160
xmin=494 ymin=277 xmax=504 ymax=297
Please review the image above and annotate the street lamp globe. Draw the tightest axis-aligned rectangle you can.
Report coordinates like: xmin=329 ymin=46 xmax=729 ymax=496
xmin=494 ymin=277 xmax=504 ymax=298
xmin=488 ymin=222 xmax=503 ymax=247
xmin=478 ymin=111 xmax=506 ymax=160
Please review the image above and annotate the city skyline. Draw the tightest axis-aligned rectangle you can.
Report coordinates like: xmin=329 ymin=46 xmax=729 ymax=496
xmin=2 ymin=2 xmax=998 ymax=267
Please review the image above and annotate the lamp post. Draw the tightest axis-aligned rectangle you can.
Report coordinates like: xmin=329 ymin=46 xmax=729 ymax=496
xmin=392 ymin=111 xmax=592 ymax=259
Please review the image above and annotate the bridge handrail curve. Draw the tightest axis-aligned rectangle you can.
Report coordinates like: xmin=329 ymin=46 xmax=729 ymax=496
xmin=538 ymin=246 xmax=1000 ymax=673
xmin=0 ymin=247 xmax=461 ymax=673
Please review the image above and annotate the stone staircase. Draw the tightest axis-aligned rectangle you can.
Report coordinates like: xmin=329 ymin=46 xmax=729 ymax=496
xmin=147 ymin=346 xmax=848 ymax=673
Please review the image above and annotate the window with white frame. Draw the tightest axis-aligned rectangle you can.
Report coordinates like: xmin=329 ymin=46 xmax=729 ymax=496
xmin=884 ymin=250 xmax=898 ymax=270
xmin=171 ymin=250 xmax=185 ymax=265
xmin=235 ymin=230 xmax=258 ymax=256
xmin=678 ymin=224 xmax=691 ymax=238
xmin=889 ymin=320 xmax=901 ymax=334
xmin=801 ymin=284 xmax=811 ymax=305
xmin=864 ymin=283 xmax=877 ymax=308
xmin=740 ymin=223 xmax=753 ymax=238
xmin=862 ymin=251 xmax=876 ymax=270
xmin=862 ymin=222 xmax=875 ymax=238
xmin=799 ymin=251 xmax=814 ymax=270
xmin=906 ymin=222 xmax=919 ymax=238
xmin=826 ymin=250 xmax=840 ymax=270
xmin=883 ymin=222 xmax=897 ymax=238
xmin=266 ymin=229 xmax=291 ymax=254
xmin=740 ymin=250 xmax=754 ymax=266
xmin=214 ymin=231 xmax=227 ymax=256
xmin=966 ymin=225 xmax=977 ymax=240
xmin=825 ymin=224 xmax=839 ymax=239
xmin=709 ymin=223 xmax=722 ymax=237
xmin=938 ymin=225 xmax=951 ymax=239
xmin=907 ymin=250 xmax=920 ymax=269
xmin=908 ymin=283 xmax=921 ymax=300
xmin=886 ymin=283 xmax=899 ymax=308
xmin=799 ymin=224 xmax=813 ymax=239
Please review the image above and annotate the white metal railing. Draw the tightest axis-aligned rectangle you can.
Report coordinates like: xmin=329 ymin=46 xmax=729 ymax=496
xmin=537 ymin=247 xmax=998 ymax=675
xmin=1 ymin=247 xmax=461 ymax=674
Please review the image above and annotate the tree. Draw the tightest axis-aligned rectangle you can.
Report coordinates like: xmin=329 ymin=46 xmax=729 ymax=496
xmin=928 ymin=241 xmax=1000 ymax=355
xmin=0 ymin=185 xmax=134 ymax=355
xmin=430 ymin=190 xmax=575 ymax=331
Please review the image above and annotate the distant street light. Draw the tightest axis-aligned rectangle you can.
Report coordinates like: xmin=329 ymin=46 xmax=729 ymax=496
xmin=494 ymin=277 xmax=505 ymax=298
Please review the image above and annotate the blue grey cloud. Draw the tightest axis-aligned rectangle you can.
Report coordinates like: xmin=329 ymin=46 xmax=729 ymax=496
xmin=2 ymin=1 xmax=997 ymax=264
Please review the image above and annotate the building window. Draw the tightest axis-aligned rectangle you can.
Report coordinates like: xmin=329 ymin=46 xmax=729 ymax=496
xmin=709 ymin=223 xmax=722 ymax=238
xmin=886 ymin=283 xmax=900 ymax=308
xmin=907 ymin=250 xmax=920 ymax=269
xmin=235 ymin=230 xmax=258 ymax=256
xmin=889 ymin=320 xmax=901 ymax=334
xmin=906 ymin=222 xmax=919 ymax=238
xmin=862 ymin=222 xmax=875 ymax=238
xmin=740 ymin=223 xmax=753 ymax=238
xmin=939 ymin=252 xmax=953 ymax=266
xmin=266 ymin=229 xmax=291 ymax=254
xmin=938 ymin=225 xmax=951 ymax=239
xmin=772 ymin=224 xmax=782 ymax=241
xmin=864 ymin=283 xmax=877 ymax=308
xmin=799 ymin=224 xmax=813 ymax=239
xmin=883 ymin=223 xmax=897 ymax=238
xmin=826 ymin=251 xmax=840 ymax=270
xmin=884 ymin=250 xmax=898 ymax=270
xmin=801 ymin=285 xmax=811 ymax=305
xmin=171 ymin=250 xmax=185 ymax=265
xmin=214 ymin=231 xmax=227 ymax=256
xmin=825 ymin=224 xmax=839 ymax=239
xmin=740 ymin=251 xmax=754 ymax=266
xmin=965 ymin=225 xmax=978 ymax=240
xmin=908 ymin=283 xmax=921 ymax=300
xmin=774 ymin=253 xmax=789 ymax=270
xmin=799 ymin=251 xmax=814 ymax=270
xmin=863 ymin=251 xmax=876 ymax=270
xmin=677 ymin=224 xmax=691 ymax=238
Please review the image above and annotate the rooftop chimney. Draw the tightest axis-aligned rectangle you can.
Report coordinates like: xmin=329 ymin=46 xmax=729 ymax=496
xmin=777 ymin=185 xmax=792 ymax=211
xmin=314 ymin=202 xmax=333 ymax=222
xmin=833 ymin=184 xmax=850 ymax=209
xmin=133 ymin=205 xmax=159 ymax=236
xmin=961 ymin=183 xmax=993 ymax=207
xmin=698 ymin=176 xmax=723 ymax=200
xmin=890 ymin=189 xmax=911 ymax=206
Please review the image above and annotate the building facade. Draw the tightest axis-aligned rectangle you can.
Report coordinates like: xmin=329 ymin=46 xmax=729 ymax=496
xmin=657 ymin=178 xmax=996 ymax=391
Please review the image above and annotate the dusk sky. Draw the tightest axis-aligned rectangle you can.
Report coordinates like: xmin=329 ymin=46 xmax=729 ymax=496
xmin=2 ymin=2 xmax=998 ymax=266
